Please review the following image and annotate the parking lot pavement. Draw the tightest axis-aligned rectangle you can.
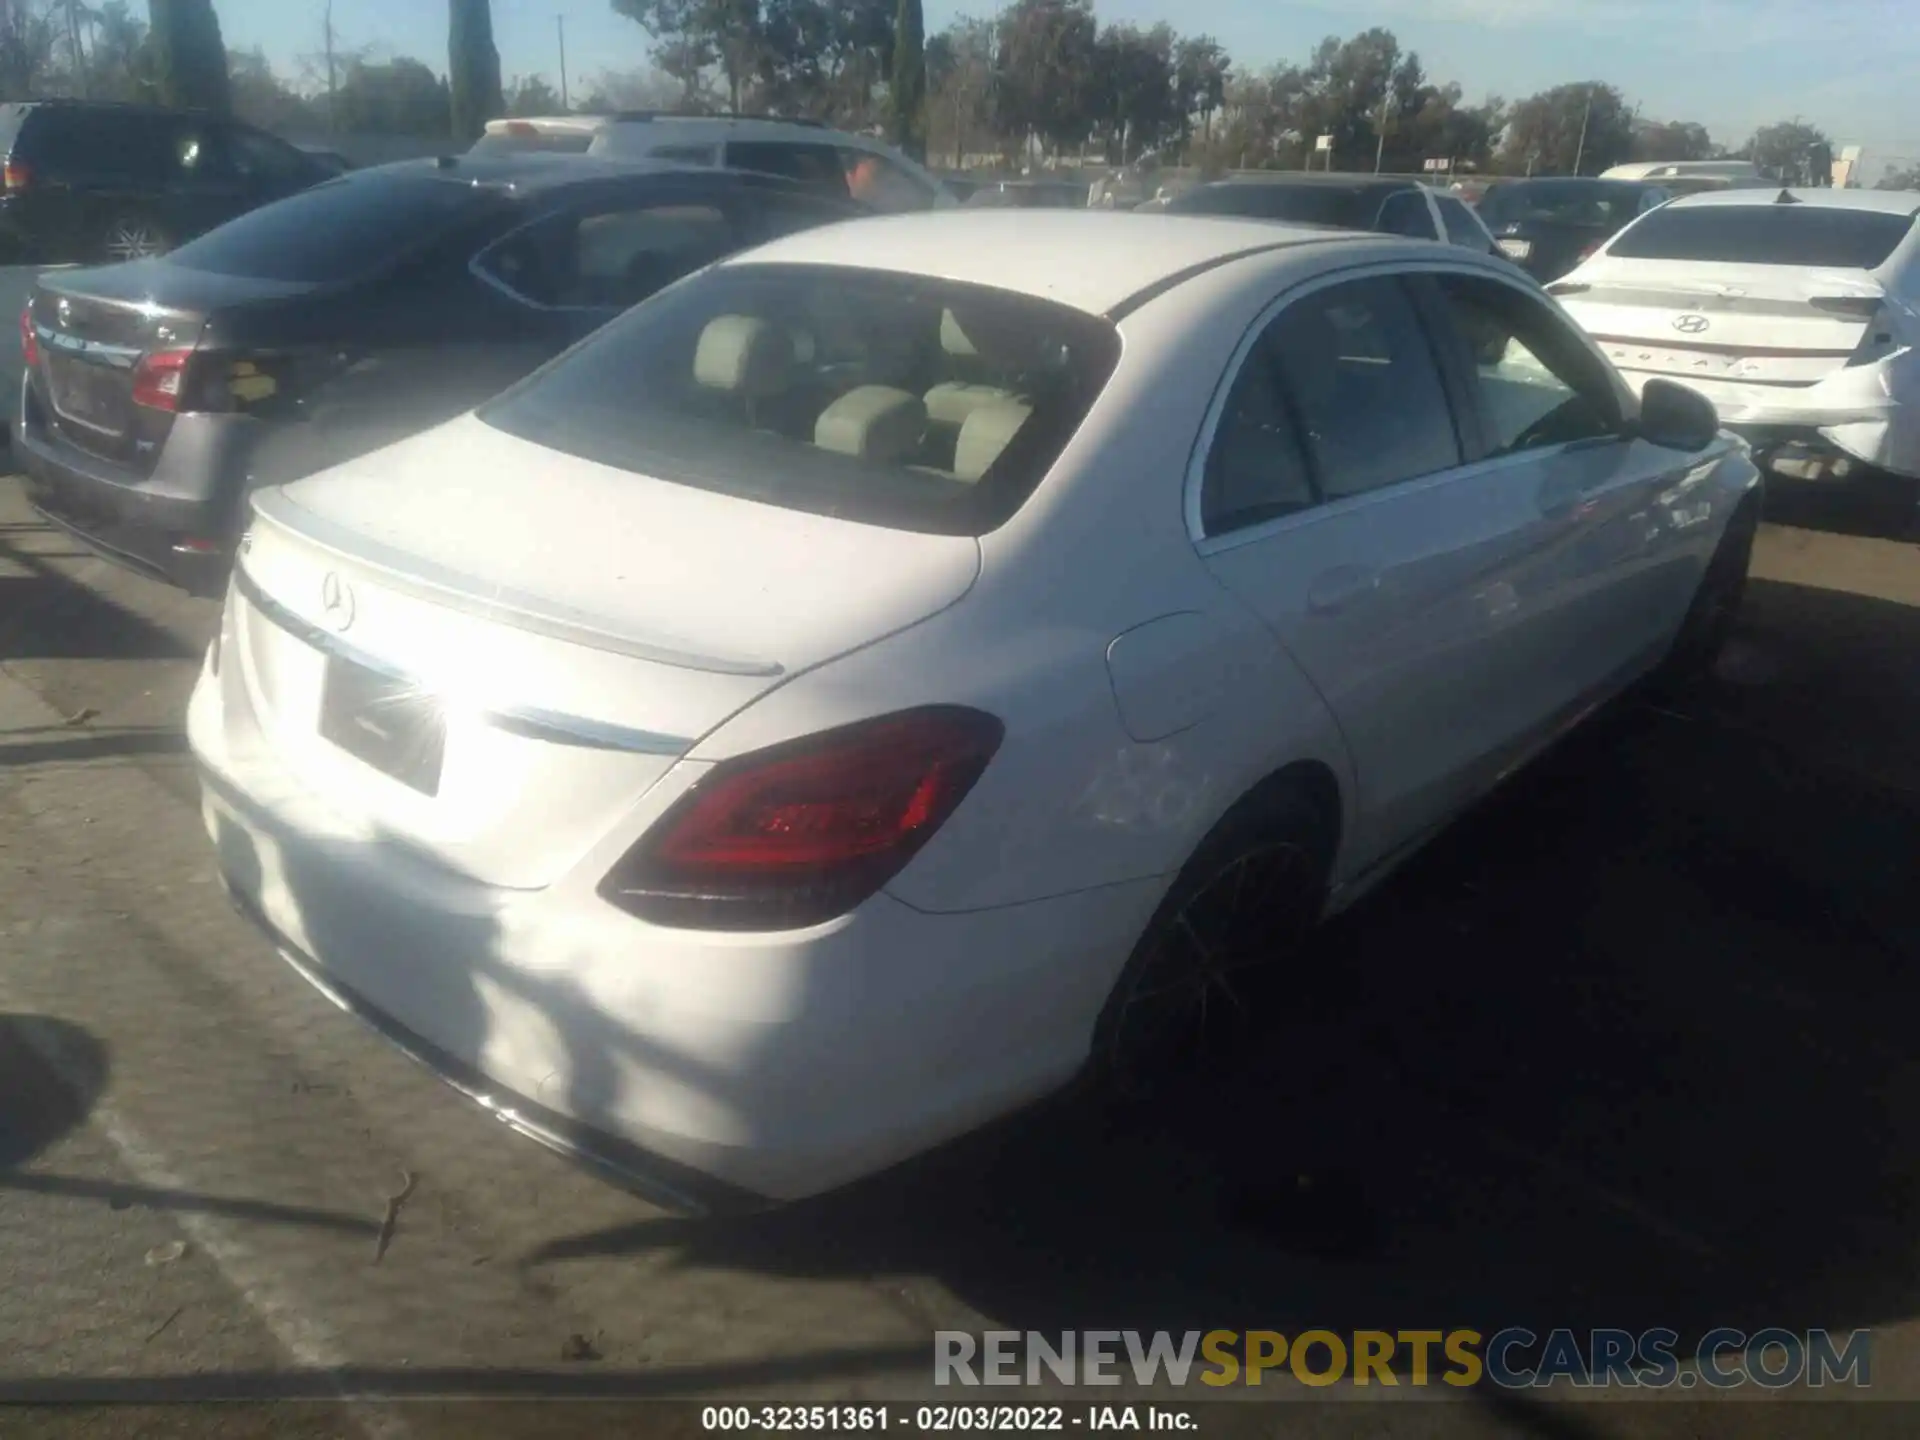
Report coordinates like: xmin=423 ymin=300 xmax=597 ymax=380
xmin=2 ymin=470 xmax=1920 ymax=1436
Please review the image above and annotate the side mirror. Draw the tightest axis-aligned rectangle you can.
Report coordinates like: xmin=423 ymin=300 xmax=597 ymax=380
xmin=1636 ymin=377 xmax=1719 ymax=452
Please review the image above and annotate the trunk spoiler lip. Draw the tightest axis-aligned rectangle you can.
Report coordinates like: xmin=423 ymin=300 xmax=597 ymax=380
xmin=248 ymin=485 xmax=786 ymax=679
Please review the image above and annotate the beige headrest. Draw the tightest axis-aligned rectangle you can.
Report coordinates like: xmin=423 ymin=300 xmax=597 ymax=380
xmin=694 ymin=315 xmax=791 ymax=397
xmin=940 ymin=308 xmax=978 ymax=358
xmin=814 ymin=386 xmax=927 ymax=464
xmin=954 ymin=400 xmax=1032 ymax=482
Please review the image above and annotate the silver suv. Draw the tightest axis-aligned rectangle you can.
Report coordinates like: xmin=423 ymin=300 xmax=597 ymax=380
xmin=585 ymin=112 xmax=956 ymax=212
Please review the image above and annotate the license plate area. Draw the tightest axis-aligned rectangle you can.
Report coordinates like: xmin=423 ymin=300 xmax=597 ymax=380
xmin=318 ymin=655 xmax=446 ymax=797
xmin=46 ymin=354 xmax=129 ymax=436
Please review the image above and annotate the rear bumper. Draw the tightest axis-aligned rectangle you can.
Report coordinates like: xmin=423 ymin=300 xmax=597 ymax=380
xmin=14 ymin=372 xmax=260 ymax=594
xmin=187 ymin=643 xmax=1160 ymax=1204
xmin=1615 ymin=362 xmax=1920 ymax=481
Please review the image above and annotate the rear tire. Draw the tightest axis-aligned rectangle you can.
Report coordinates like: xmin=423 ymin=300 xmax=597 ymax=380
xmin=1651 ymin=491 xmax=1759 ymax=692
xmin=1089 ymin=786 xmax=1334 ymax=1102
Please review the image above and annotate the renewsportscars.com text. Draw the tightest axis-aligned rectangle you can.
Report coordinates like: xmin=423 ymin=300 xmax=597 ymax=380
xmin=934 ymin=1329 xmax=1872 ymax=1389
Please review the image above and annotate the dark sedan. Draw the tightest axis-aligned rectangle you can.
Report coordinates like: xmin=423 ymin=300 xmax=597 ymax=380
xmin=1161 ymin=174 xmax=1500 ymax=257
xmin=16 ymin=154 xmax=864 ymax=594
xmin=1474 ymin=177 xmax=1672 ymax=283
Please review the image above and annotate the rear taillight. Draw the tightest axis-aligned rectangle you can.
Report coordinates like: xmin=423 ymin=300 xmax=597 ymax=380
xmin=1809 ymin=295 xmax=1882 ymax=319
xmin=1810 ymin=297 xmax=1903 ymax=368
xmin=600 ymin=706 xmax=1004 ymax=931
xmin=131 ymin=347 xmax=193 ymax=410
xmin=19 ymin=303 xmax=37 ymax=366
xmin=3 ymin=160 xmax=31 ymax=190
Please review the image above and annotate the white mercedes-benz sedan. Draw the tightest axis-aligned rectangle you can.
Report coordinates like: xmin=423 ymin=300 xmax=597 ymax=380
xmin=1548 ymin=187 xmax=1920 ymax=485
xmin=189 ymin=211 xmax=1760 ymax=1212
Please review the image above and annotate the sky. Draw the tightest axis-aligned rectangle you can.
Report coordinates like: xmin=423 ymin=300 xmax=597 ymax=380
xmin=224 ymin=0 xmax=1920 ymax=168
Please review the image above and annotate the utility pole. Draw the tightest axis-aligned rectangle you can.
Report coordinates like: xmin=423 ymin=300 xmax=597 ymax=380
xmin=1572 ymin=84 xmax=1594 ymax=175
xmin=1374 ymin=88 xmax=1390 ymax=174
xmin=557 ymin=15 xmax=569 ymax=111
xmin=324 ymin=0 xmax=339 ymax=135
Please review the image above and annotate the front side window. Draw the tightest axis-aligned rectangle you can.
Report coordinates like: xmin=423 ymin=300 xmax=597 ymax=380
xmin=1263 ymin=276 xmax=1461 ymax=500
xmin=221 ymin=125 xmax=320 ymax=188
xmin=1377 ymin=192 xmax=1439 ymax=240
xmin=479 ymin=200 xmax=738 ymax=310
xmin=478 ymin=263 xmax=1121 ymax=536
xmin=838 ymin=147 xmax=936 ymax=212
xmin=1430 ymin=273 xmax=1622 ymax=456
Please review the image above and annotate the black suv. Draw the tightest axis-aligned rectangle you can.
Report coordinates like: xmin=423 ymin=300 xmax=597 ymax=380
xmin=0 ymin=100 xmax=333 ymax=264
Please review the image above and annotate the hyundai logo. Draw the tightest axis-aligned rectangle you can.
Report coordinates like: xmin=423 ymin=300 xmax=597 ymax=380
xmin=319 ymin=572 xmax=355 ymax=632
xmin=1673 ymin=313 xmax=1711 ymax=335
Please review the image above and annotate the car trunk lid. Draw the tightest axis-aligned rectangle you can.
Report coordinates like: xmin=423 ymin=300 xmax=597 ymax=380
xmin=228 ymin=415 xmax=983 ymax=890
xmin=28 ymin=261 xmax=313 ymax=472
xmin=1550 ymin=259 xmax=1886 ymax=387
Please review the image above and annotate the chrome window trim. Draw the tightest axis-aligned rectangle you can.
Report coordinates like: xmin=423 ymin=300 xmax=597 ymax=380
xmin=1183 ymin=255 xmax=1634 ymax=547
xmin=231 ymin=561 xmax=693 ymax=757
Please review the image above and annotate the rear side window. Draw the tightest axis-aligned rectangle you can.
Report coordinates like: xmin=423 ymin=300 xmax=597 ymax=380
xmin=0 ymin=104 xmax=28 ymax=156
xmin=726 ymin=142 xmax=850 ymax=199
xmin=478 ymin=263 xmax=1121 ymax=536
xmin=166 ymin=174 xmax=510 ymax=283
xmin=21 ymin=109 xmax=182 ymax=178
xmin=1167 ymin=184 xmax=1370 ymax=228
xmin=1609 ymin=204 xmax=1917 ymax=268
xmin=478 ymin=201 xmax=738 ymax=310
xmin=1479 ymin=183 xmax=1646 ymax=230
xmin=1436 ymin=195 xmax=1492 ymax=250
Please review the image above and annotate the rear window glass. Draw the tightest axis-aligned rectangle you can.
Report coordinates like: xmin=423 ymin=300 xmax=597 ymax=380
xmin=165 ymin=173 xmax=510 ymax=283
xmin=1608 ymin=203 xmax=1916 ymax=268
xmin=470 ymin=130 xmax=594 ymax=155
xmin=478 ymin=263 xmax=1121 ymax=536
xmin=1166 ymin=183 xmax=1371 ymax=228
xmin=1478 ymin=182 xmax=1648 ymax=229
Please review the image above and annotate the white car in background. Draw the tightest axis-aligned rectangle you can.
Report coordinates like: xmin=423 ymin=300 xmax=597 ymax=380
xmin=191 ymin=213 xmax=1757 ymax=1211
xmin=1548 ymin=187 xmax=1920 ymax=484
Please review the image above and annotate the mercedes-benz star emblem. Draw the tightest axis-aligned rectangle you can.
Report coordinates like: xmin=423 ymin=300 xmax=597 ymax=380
xmin=319 ymin=572 xmax=355 ymax=632
xmin=1673 ymin=313 xmax=1711 ymax=334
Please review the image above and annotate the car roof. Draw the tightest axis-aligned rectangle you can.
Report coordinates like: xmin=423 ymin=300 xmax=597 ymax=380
xmin=721 ymin=210 xmax=1375 ymax=315
xmin=1666 ymin=187 xmax=1920 ymax=215
xmin=1487 ymin=176 xmax=1655 ymax=192
xmin=349 ymin=152 xmax=692 ymax=194
xmin=483 ymin=114 xmax=607 ymax=135
xmin=1197 ymin=173 xmax=1415 ymax=195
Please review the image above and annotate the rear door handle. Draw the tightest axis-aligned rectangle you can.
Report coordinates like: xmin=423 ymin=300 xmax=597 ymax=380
xmin=1307 ymin=565 xmax=1380 ymax=614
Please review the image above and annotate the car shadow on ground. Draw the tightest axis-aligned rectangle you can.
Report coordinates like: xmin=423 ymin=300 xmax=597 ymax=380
xmin=1760 ymin=468 xmax=1918 ymax=544
xmin=0 ymin=529 xmax=199 ymax=663
xmin=197 ymin=570 xmax=1920 ymax=1402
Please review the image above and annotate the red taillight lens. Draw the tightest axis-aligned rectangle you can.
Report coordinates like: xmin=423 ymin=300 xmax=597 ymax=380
xmin=4 ymin=160 xmax=32 ymax=190
xmin=131 ymin=347 xmax=193 ymax=410
xmin=19 ymin=303 xmax=37 ymax=367
xmin=601 ymin=706 xmax=1004 ymax=931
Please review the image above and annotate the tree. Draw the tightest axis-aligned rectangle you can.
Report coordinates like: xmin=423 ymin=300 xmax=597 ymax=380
xmin=506 ymin=74 xmax=563 ymax=116
xmin=888 ymin=0 xmax=926 ymax=161
xmin=148 ymin=0 xmax=230 ymax=111
xmin=990 ymin=0 xmax=1097 ymax=161
xmin=1878 ymin=163 xmax=1920 ymax=192
xmin=231 ymin=47 xmax=314 ymax=132
xmin=1746 ymin=120 xmax=1832 ymax=184
xmin=926 ymin=16 xmax=993 ymax=167
xmin=338 ymin=56 xmax=453 ymax=136
xmin=1087 ymin=23 xmax=1177 ymax=165
xmin=576 ymin=64 xmax=690 ymax=113
xmin=1500 ymin=81 xmax=1633 ymax=175
xmin=1632 ymin=118 xmax=1713 ymax=163
xmin=615 ymin=0 xmax=768 ymax=113
xmin=448 ymin=0 xmax=505 ymax=142
xmin=1172 ymin=35 xmax=1228 ymax=154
